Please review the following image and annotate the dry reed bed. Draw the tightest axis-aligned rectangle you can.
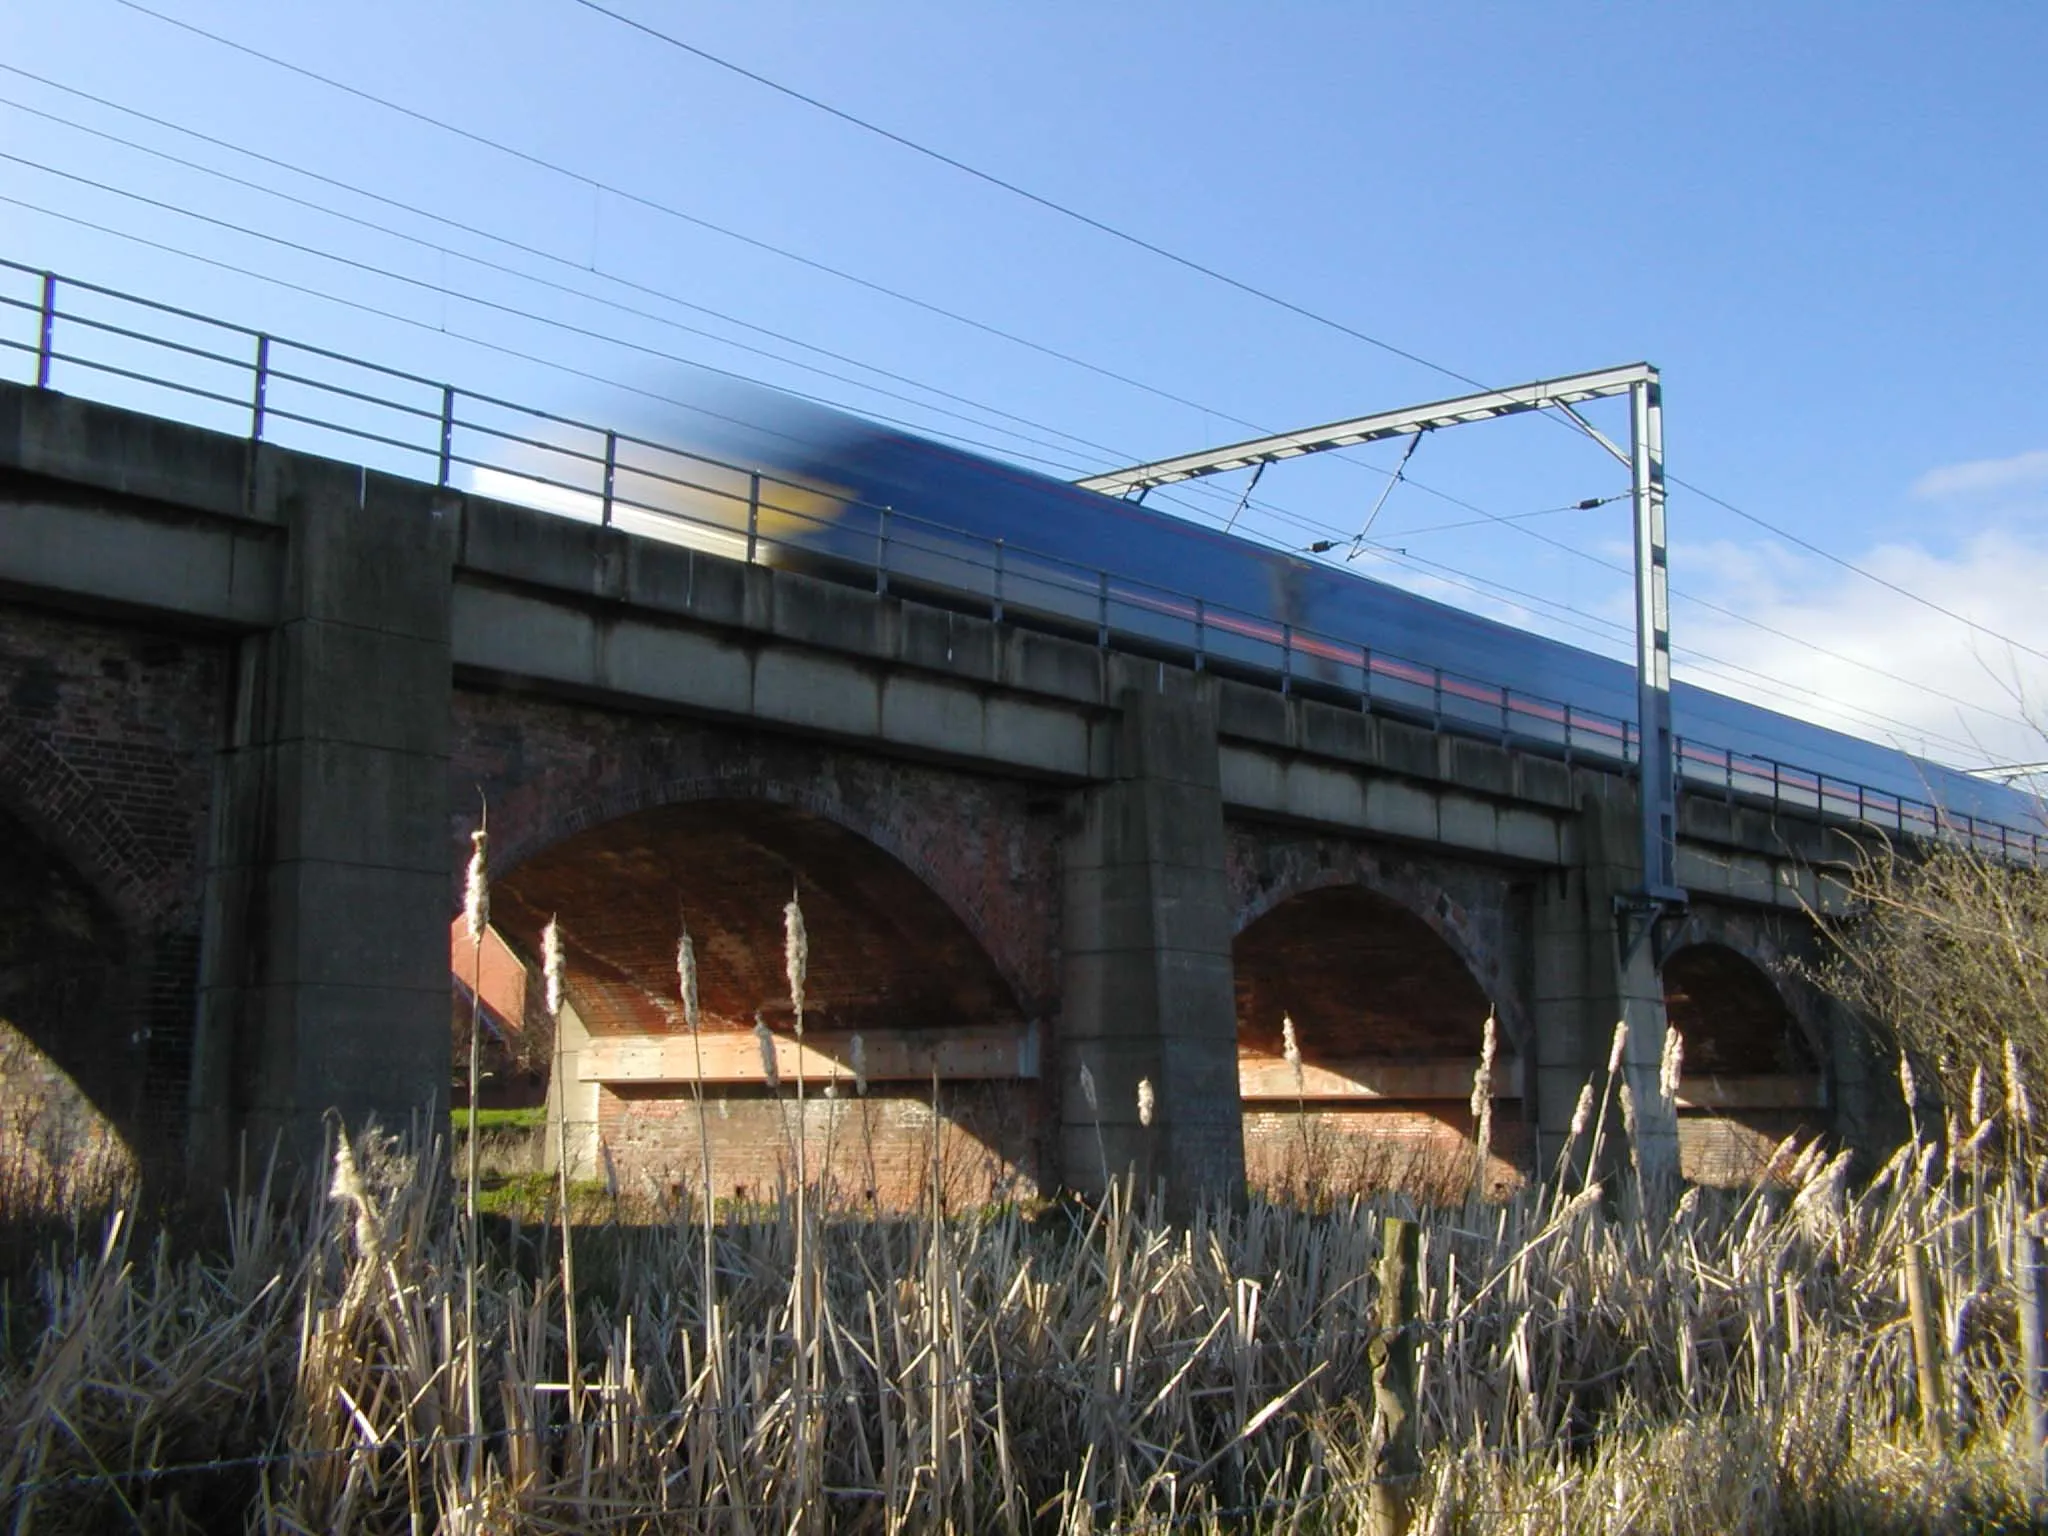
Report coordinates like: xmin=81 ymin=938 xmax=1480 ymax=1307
xmin=0 ymin=1122 xmax=2040 ymax=1534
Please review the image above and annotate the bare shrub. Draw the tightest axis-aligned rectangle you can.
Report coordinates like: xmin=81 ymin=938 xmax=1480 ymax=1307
xmin=1819 ymin=835 xmax=2048 ymax=1115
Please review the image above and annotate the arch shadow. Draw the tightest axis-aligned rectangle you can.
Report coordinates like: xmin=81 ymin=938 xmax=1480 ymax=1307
xmin=0 ymin=798 xmax=142 ymax=1205
xmin=1234 ymin=883 xmax=1523 ymax=1198
xmin=1663 ymin=941 xmax=1825 ymax=1186
xmin=475 ymin=798 xmax=1043 ymax=1210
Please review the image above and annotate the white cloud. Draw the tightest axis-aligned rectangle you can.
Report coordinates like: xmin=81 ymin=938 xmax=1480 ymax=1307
xmin=1676 ymin=524 xmax=2048 ymax=770
xmin=1910 ymin=448 xmax=2048 ymax=503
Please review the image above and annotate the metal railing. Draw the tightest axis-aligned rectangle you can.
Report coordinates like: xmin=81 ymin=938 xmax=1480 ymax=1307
xmin=2 ymin=256 xmax=2037 ymax=861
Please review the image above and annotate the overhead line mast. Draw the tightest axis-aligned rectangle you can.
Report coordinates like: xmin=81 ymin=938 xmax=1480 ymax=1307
xmin=1077 ymin=364 xmax=1682 ymax=934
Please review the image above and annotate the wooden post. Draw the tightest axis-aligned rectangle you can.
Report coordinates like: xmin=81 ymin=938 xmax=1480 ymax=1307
xmin=2018 ymin=1218 xmax=2047 ymax=1504
xmin=1903 ymin=1240 xmax=1945 ymax=1454
xmin=1369 ymin=1216 xmax=1421 ymax=1536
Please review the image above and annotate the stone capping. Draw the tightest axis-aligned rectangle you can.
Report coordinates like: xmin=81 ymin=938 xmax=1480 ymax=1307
xmin=579 ymin=1023 xmax=1042 ymax=1086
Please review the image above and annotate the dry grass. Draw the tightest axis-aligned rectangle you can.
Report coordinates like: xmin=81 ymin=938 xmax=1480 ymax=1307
xmin=0 ymin=1112 xmax=2042 ymax=1533
xmin=3 ymin=876 xmax=2042 ymax=1531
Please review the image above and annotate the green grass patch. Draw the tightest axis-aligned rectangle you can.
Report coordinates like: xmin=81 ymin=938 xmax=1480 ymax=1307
xmin=451 ymin=1105 xmax=547 ymax=1133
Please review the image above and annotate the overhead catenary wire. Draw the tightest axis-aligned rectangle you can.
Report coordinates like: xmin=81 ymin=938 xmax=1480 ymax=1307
xmin=0 ymin=156 xmax=1126 ymax=479
xmin=78 ymin=19 xmax=1231 ymax=424
xmin=2 ymin=167 xmax=2015 ymax=767
xmin=0 ymin=84 xmax=1154 ymax=474
xmin=7 ymin=43 xmax=2035 ymax=756
xmin=28 ymin=21 xmax=1685 ymax=565
xmin=0 ymin=185 xmax=2010 ymax=767
xmin=561 ymin=0 xmax=1481 ymax=389
xmin=551 ymin=0 xmax=2048 ymax=674
xmin=73 ymin=19 xmax=2044 ymax=704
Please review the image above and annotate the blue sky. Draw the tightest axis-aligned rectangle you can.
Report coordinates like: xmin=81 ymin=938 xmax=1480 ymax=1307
xmin=3 ymin=1 xmax=2045 ymax=766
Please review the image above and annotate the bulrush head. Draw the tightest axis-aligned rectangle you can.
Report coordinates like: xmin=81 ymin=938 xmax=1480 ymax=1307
xmin=677 ymin=925 xmax=700 ymax=1032
xmin=1658 ymin=1025 xmax=1683 ymax=1107
xmin=542 ymin=917 xmax=565 ymax=1021
xmin=463 ymin=828 xmax=489 ymax=941
xmin=1568 ymin=1083 xmax=1595 ymax=1143
xmin=1470 ymin=1014 xmax=1497 ymax=1124
xmin=1079 ymin=1062 xmax=1099 ymax=1115
xmin=755 ymin=1011 xmax=779 ymax=1088
xmin=850 ymin=1033 xmax=868 ymax=1097
xmin=2005 ymin=1038 xmax=2033 ymax=1131
xmin=1137 ymin=1078 xmax=1155 ymax=1129
xmin=1606 ymin=1019 xmax=1628 ymax=1078
xmin=784 ymin=887 xmax=809 ymax=1029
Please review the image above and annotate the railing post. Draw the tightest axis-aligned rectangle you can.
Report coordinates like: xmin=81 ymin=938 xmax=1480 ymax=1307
xmin=250 ymin=333 xmax=271 ymax=441
xmin=1499 ymin=684 xmax=1510 ymax=744
xmin=1280 ymin=623 xmax=1293 ymax=696
xmin=876 ymin=507 xmax=891 ymax=595
xmin=992 ymin=538 xmax=1005 ymax=623
xmin=1562 ymin=701 xmax=1573 ymax=764
xmin=1360 ymin=648 xmax=1373 ymax=712
xmin=601 ymin=430 xmax=618 ymax=528
xmin=437 ymin=385 xmax=455 ymax=487
xmin=1431 ymin=670 xmax=1442 ymax=729
xmin=746 ymin=471 xmax=761 ymax=564
xmin=1193 ymin=598 xmax=1206 ymax=672
xmin=1096 ymin=571 xmax=1110 ymax=648
xmin=34 ymin=271 xmax=56 ymax=389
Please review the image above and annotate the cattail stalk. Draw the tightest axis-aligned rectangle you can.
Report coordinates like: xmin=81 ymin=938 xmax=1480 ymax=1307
xmin=542 ymin=916 xmax=581 ymax=1426
xmin=783 ymin=887 xmax=817 ymax=1526
xmin=1080 ymin=1061 xmax=1110 ymax=1193
xmin=1469 ymin=1014 xmax=1497 ymax=1202
xmin=1282 ymin=1014 xmax=1311 ymax=1190
xmin=459 ymin=819 xmax=487 ymax=1490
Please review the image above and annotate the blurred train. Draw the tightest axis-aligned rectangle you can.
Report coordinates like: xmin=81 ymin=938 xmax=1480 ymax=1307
xmin=469 ymin=389 xmax=2041 ymax=842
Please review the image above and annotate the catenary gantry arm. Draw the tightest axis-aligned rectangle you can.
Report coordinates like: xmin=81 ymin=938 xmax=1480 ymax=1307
xmin=1073 ymin=363 xmax=1658 ymax=495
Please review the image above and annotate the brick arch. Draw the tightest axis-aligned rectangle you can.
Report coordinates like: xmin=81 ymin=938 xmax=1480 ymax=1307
xmin=488 ymin=796 xmax=1026 ymax=1039
xmin=0 ymin=717 xmax=176 ymax=932
xmin=485 ymin=771 xmax=1032 ymax=1006
xmin=1225 ymin=828 xmax=1522 ymax=1050
xmin=1232 ymin=882 xmax=1495 ymax=1061
xmin=452 ymin=690 xmax=1062 ymax=1018
xmin=1666 ymin=905 xmax=1833 ymax=1069
xmin=1662 ymin=939 xmax=1818 ymax=1076
xmin=0 ymin=790 xmax=144 ymax=1163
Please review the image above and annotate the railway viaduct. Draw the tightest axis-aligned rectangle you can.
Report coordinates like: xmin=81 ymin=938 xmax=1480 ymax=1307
xmin=0 ymin=379 xmax=1892 ymax=1207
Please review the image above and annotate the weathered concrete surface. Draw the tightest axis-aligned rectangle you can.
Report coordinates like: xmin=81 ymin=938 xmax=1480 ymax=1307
xmin=1531 ymin=792 xmax=1680 ymax=1184
xmin=1060 ymin=686 xmax=1245 ymax=1210
xmin=186 ymin=453 xmax=455 ymax=1185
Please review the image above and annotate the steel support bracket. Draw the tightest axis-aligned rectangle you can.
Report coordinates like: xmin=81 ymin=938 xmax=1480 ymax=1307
xmin=1615 ymin=888 xmax=1690 ymax=970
